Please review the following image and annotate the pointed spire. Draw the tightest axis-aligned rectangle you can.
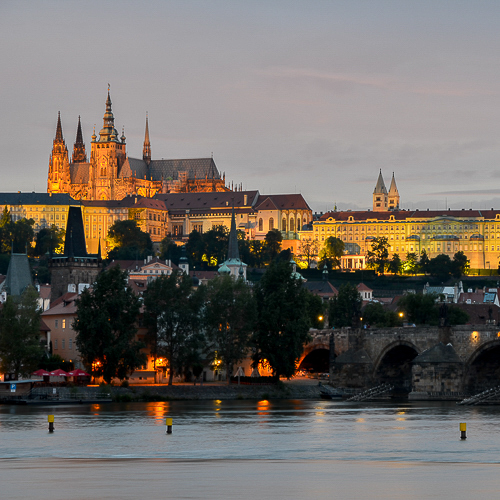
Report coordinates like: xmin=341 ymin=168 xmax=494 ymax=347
xmin=373 ymin=169 xmax=387 ymax=194
xmin=98 ymin=86 xmax=119 ymax=143
xmin=388 ymin=172 xmax=398 ymax=194
xmin=97 ymin=235 xmax=102 ymax=260
xmin=143 ymin=113 xmax=151 ymax=164
xmin=72 ymin=116 xmax=87 ymax=163
xmin=227 ymin=198 xmax=239 ymax=261
xmin=55 ymin=112 xmax=64 ymax=142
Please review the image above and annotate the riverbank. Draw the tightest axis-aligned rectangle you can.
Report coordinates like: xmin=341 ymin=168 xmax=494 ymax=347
xmin=111 ymin=379 xmax=324 ymax=402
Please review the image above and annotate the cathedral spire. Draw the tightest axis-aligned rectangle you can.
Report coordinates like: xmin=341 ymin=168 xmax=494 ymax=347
xmin=373 ymin=169 xmax=388 ymax=212
xmin=72 ymin=116 xmax=87 ymax=163
xmin=55 ymin=111 xmax=64 ymax=142
xmin=98 ymin=86 xmax=119 ymax=143
xmin=143 ymin=113 xmax=151 ymax=165
xmin=388 ymin=172 xmax=400 ymax=211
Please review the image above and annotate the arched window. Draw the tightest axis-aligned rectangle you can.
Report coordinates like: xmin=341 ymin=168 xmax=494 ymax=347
xmin=282 ymin=218 xmax=287 ymax=232
xmin=269 ymin=218 xmax=274 ymax=231
xmin=290 ymin=218 xmax=295 ymax=232
xmin=259 ymin=218 xmax=263 ymax=232
xmin=297 ymin=218 xmax=301 ymax=231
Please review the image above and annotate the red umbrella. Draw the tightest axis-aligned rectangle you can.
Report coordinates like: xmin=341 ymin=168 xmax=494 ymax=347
xmin=49 ymin=369 xmax=69 ymax=377
xmin=68 ymin=369 xmax=90 ymax=377
xmin=33 ymin=369 xmax=50 ymax=376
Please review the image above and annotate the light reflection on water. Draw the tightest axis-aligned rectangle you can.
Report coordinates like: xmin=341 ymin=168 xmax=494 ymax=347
xmin=0 ymin=399 xmax=500 ymax=463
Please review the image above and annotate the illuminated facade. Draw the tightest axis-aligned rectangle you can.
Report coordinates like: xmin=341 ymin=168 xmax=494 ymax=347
xmin=47 ymin=90 xmax=229 ymax=201
xmin=313 ymin=209 xmax=500 ymax=270
xmin=0 ymin=192 xmax=75 ymax=233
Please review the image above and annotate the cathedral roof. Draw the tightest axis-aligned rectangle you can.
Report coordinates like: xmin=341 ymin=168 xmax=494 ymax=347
xmin=69 ymin=162 xmax=91 ymax=184
xmin=119 ymin=157 xmax=221 ymax=182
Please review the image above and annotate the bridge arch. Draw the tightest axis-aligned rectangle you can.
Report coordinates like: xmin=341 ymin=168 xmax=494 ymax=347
xmin=464 ymin=339 xmax=500 ymax=393
xmin=373 ymin=340 xmax=420 ymax=393
xmin=298 ymin=342 xmax=330 ymax=374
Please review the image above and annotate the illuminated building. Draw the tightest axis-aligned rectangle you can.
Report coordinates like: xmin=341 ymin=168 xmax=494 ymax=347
xmin=47 ymin=89 xmax=229 ymax=201
xmin=311 ymin=172 xmax=500 ymax=270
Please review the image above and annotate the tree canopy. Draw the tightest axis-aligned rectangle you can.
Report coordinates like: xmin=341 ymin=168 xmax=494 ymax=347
xmin=366 ymin=237 xmax=389 ymax=274
xmin=329 ymin=283 xmax=362 ymax=328
xmin=252 ymin=260 xmax=311 ymax=378
xmin=204 ymin=275 xmax=256 ymax=382
xmin=106 ymin=219 xmax=153 ymax=260
xmin=74 ymin=266 xmax=145 ymax=383
xmin=319 ymin=236 xmax=344 ymax=270
xmin=0 ymin=286 xmax=43 ymax=379
xmin=143 ymin=270 xmax=205 ymax=385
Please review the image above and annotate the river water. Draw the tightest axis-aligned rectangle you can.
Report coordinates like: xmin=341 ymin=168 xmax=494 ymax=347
xmin=1 ymin=399 xmax=500 ymax=499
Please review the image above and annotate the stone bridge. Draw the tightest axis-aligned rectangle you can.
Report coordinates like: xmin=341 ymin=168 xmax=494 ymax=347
xmin=301 ymin=325 xmax=500 ymax=399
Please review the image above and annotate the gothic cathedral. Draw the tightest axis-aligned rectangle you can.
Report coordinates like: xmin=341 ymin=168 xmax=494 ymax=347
xmin=48 ymin=89 xmax=229 ymax=200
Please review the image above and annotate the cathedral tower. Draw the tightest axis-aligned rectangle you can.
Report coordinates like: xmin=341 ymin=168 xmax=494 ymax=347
xmin=89 ymin=88 xmax=127 ymax=200
xmin=388 ymin=172 xmax=400 ymax=211
xmin=48 ymin=112 xmax=71 ymax=194
xmin=373 ymin=169 xmax=388 ymax=212
xmin=72 ymin=116 xmax=87 ymax=163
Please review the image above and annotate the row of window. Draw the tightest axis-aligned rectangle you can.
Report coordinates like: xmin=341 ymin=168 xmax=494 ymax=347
xmin=54 ymin=338 xmax=72 ymax=350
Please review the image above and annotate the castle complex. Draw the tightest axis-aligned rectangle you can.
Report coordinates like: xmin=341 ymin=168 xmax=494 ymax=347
xmin=47 ymin=89 xmax=228 ymax=200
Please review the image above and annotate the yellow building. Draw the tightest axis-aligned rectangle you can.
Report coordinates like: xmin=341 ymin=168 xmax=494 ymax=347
xmin=81 ymin=197 xmax=168 ymax=255
xmin=313 ymin=208 xmax=500 ymax=271
xmin=0 ymin=192 xmax=75 ymax=233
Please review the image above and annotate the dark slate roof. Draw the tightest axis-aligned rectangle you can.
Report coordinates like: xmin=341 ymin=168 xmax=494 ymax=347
xmin=155 ymin=191 xmax=259 ymax=211
xmin=64 ymin=206 xmax=87 ymax=257
xmin=81 ymin=196 xmax=166 ymax=210
xmin=120 ymin=157 xmax=221 ymax=181
xmin=334 ymin=348 xmax=373 ymax=364
xmin=453 ymin=303 xmax=500 ymax=324
xmin=3 ymin=253 xmax=33 ymax=296
xmin=413 ymin=342 xmax=461 ymax=364
xmin=255 ymin=194 xmax=311 ymax=211
xmin=0 ymin=193 xmax=77 ymax=205
xmin=302 ymin=281 xmax=338 ymax=297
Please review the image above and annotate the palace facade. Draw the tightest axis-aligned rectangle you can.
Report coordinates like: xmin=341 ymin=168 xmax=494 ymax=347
xmin=310 ymin=171 xmax=500 ymax=270
xmin=47 ymin=90 xmax=229 ymax=201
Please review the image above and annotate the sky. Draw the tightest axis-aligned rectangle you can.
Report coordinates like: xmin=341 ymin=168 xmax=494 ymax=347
xmin=1 ymin=0 xmax=500 ymax=213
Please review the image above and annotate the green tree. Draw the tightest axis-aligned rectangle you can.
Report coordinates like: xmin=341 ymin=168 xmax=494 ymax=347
xmin=74 ymin=266 xmax=145 ymax=383
xmin=204 ymin=276 xmax=256 ymax=382
xmin=107 ymin=219 xmax=153 ymax=260
xmin=297 ymin=239 xmax=319 ymax=269
xmin=0 ymin=286 xmax=43 ymax=379
xmin=447 ymin=305 xmax=469 ymax=326
xmin=397 ymin=293 xmax=439 ymax=325
xmin=404 ymin=252 xmax=419 ymax=275
xmin=248 ymin=240 xmax=268 ymax=268
xmin=366 ymin=237 xmax=389 ymax=274
xmin=252 ymin=260 xmax=311 ymax=378
xmin=202 ymin=225 xmax=229 ymax=267
xmin=419 ymin=249 xmax=430 ymax=274
xmin=387 ymin=253 xmax=402 ymax=274
xmin=306 ymin=292 xmax=326 ymax=329
xmin=185 ymin=230 xmax=205 ymax=267
xmin=319 ymin=236 xmax=344 ymax=270
xmin=33 ymin=225 xmax=65 ymax=257
xmin=427 ymin=254 xmax=452 ymax=282
xmin=451 ymin=251 xmax=469 ymax=278
xmin=329 ymin=283 xmax=362 ymax=328
xmin=159 ymin=236 xmax=182 ymax=264
xmin=362 ymin=302 xmax=402 ymax=328
xmin=143 ymin=270 xmax=205 ymax=385
xmin=265 ymin=229 xmax=283 ymax=261
xmin=3 ymin=218 xmax=36 ymax=254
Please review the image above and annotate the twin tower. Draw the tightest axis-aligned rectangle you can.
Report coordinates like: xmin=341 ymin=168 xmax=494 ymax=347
xmin=373 ymin=170 xmax=400 ymax=212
